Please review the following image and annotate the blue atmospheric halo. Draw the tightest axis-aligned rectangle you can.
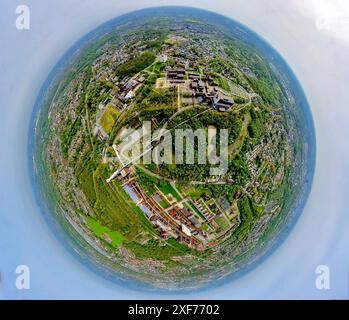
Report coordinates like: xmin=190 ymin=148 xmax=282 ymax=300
xmin=28 ymin=6 xmax=316 ymax=293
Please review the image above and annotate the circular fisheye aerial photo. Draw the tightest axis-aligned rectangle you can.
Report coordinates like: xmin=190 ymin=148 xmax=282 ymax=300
xmin=31 ymin=7 xmax=315 ymax=290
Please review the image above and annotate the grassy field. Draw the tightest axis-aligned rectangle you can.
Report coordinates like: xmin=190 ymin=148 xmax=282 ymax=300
xmin=86 ymin=216 xmax=125 ymax=248
xmin=157 ymin=181 xmax=182 ymax=201
xmin=186 ymin=186 xmax=206 ymax=200
xmin=214 ymin=75 xmax=231 ymax=92
xmin=159 ymin=199 xmax=170 ymax=209
xmin=99 ymin=105 xmax=119 ymax=134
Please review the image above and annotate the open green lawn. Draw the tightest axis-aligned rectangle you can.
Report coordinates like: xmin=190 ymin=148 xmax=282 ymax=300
xmin=159 ymin=199 xmax=170 ymax=209
xmin=86 ymin=216 xmax=125 ymax=248
xmin=99 ymin=105 xmax=119 ymax=134
xmin=157 ymin=181 xmax=182 ymax=201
